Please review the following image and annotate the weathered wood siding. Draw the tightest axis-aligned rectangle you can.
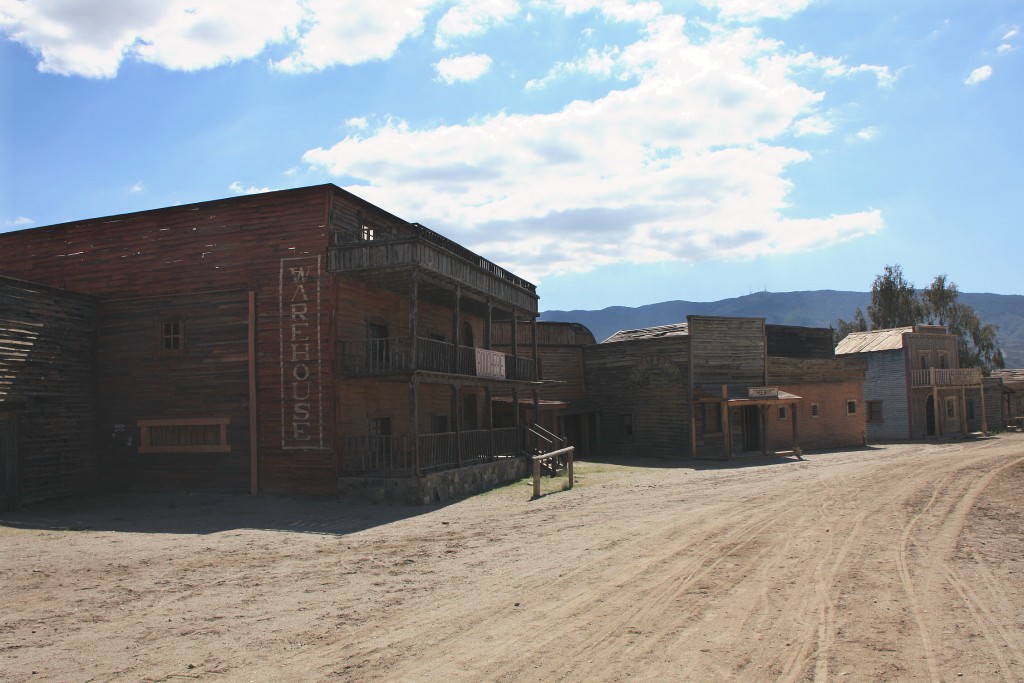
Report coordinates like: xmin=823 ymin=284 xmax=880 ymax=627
xmin=689 ymin=316 xmax=766 ymax=388
xmin=583 ymin=337 xmax=690 ymax=458
xmin=0 ymin=277 xmax=98 ymax=506
xmin=98 ymin=291 xmax=251 ymax=492
xmin=766 ymin=325 xmax=835 ymax=359
xmin=863 ymin=349 xmax=909 ymax=441
xmin=903 ymin=332 xmax=960 ymax=370
xmin=492 ymin=321 xmax=594 ymax=402
xmin=0 ymin=186 xmax=338 ymax=494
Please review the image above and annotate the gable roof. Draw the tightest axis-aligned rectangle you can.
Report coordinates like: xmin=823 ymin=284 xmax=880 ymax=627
xmin=835 ymin=327 xmax=912 ymax=355
xmin=603 ymin=322 xmax=689 ymax=343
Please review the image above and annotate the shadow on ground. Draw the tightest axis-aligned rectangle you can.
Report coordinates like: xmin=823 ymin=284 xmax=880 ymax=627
xmin=0 ymin=490 xmax=452 ymax=537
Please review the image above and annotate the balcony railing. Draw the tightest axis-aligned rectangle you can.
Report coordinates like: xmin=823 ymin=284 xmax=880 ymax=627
xmin=341 ymin=427 xmax=524 ymax=476
xmin=327 ymin=235 xmax=538 ymax=312
xmin=337 ymin=336 xmax=538 ymax=381
xmin=910 ymin=367 xmax=982 ymax=388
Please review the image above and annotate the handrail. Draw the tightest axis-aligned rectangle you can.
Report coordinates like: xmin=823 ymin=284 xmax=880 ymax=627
xmin=531 ymin=446 xmax=575 ymax=499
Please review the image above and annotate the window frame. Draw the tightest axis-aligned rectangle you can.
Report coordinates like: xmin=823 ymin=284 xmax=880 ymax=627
xmin=866 ymin=400 xmax=884 ymax=423
xmin=778 ymin=405 xmax=788 ymax=420
xmin=810 ymin=403 xmax=820 ymax=418
xmin=159 ymin=320 xmax=185 ymax=353
xmin=138 ymin=418 xmax=230 ymax=454
xmin=846 ymin=400 xmax=858 ymax=416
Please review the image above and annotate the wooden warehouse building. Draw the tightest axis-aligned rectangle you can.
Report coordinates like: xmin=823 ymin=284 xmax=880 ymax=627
xmin=1 ymin=185 xmax=551 ymax=506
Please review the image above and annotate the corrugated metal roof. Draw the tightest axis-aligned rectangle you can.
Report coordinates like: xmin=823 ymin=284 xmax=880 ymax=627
xmin=835 ymin=327 xmax=912 ymax=355
xmin=602 ymin=322 xmax=689 ymax=343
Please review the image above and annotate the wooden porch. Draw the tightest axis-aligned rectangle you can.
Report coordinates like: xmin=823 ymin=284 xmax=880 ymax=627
xmin=336 ymin=336 xmax=538 ymax=381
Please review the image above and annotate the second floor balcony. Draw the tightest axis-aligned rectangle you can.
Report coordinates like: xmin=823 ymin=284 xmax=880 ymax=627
xmin=338 ymin=336 xmax=538 ymax=382
xmin=910 ymin=367 xmax=982 ymax=388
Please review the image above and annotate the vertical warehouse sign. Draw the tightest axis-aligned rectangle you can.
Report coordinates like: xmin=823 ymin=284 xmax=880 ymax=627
xmin=279 ymin=255 xmax=325 ymax=450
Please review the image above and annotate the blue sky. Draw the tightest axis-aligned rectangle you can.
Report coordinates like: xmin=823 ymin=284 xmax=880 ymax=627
xmin=1 ymin=0 xmax=1021 ymax=311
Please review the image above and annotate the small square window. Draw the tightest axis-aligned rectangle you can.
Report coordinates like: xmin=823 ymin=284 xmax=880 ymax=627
xmin=778 ymin=406 xmax=787 ymax=420
xmin=161 ymin=321 xmax=183 ymax=352
xmin=810 ymin=403 xmax=820 ymax=418
xmin=846 ymin=400 xmax=858 ymax=415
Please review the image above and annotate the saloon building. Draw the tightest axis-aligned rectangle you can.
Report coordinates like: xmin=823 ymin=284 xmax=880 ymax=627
xmin=1 ymin=185 xmax=548 ymax=506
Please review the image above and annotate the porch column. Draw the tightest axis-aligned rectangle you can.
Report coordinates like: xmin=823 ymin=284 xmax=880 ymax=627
xmin=409 ymin=273 xmax=419 ymax=369
xmin=980 ymin=381 xmax=988 ymax=436
xmin=531 ymin=317 xmax=539 ymax=380
xmin=485 ymin=299 xmax=493 ymax=350
xmin=452 ymin=384 xmax=462 ymax=467
xmin=960 ymin=386 xmax=968 ymax=435
xmin=932 ymin=385 xmax=941 ymax=437
xmin=721 ymin=400 xmax=732 ymax=461
xmin=450 ymin=284 xmax=462 ymax=350
xmin=512 ymin=387 xmax=521 ymax=452
xmin=512 ymin=313 xmax=519 ymax=358
xmin=486 ymin=386 xmax=494 ymax=457
xmin=410 ymin=378 xmax=420 ymax=475
xmin=791 ymin=401 xmax=800 ymax=454
xmin=760 ymin=405 xmax=768 ymax=456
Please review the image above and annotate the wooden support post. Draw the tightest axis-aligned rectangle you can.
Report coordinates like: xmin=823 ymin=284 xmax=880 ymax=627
xmin=531 ymin=317 xmax=539 ymax=380
xmin=512 ymin=312 xmax=518 ymax=359
xmin=409 ymin=273 xmax=418 ymax=368
xmin=533 ymin=458 xmax=541 ymax=499
xmin=979 ymin=380 xmax=988 ymax=436
xmin=932 ymin=385 xmax=941 ymax=437
xmin=960 ymin=386 xmax=968 ymax=435
xmin=452 ymin=384 xmax=462 ymax=466
xmin=722 ymin=402 xmax=732 ymax=461
xmin=485 ymin=300 xmax=493 ymax=350
xmin=760 ymin=405 xmax=768 ymax=457
xmin=791 ymin=401 xmax=800 ymax=457
xmin=411 ymin=379 xmax=420 ymax=475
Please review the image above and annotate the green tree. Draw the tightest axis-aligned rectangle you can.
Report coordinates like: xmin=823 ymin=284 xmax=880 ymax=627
xmin=837 ymin=267 xmax=1005 ymax=374
xmin=835 ymin=307 xmax=867 ymax=343
xmin=867 ymin=264 xmax=922 ymax=330
xmin=921 ymin=274 xmax=1004 ymax=372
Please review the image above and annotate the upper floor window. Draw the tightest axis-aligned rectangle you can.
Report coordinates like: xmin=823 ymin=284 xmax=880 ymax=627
xmin=847 ymin=400 xmax=858 ymax=415
xmin=919 ymin=353 xmax=930 ymax=370
xmin=937 ymin=352 xmax=949 ymax=369
xmin=160 ymin=320 xmax=183 ymax=352
xmin=361 ymin=224 xmax=377 ymax=241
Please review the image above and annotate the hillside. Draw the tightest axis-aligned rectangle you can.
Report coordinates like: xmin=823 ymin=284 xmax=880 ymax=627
xmin=541 ymin=290 xmax=1024 ymax=368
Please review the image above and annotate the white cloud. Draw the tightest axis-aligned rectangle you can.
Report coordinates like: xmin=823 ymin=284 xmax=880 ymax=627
xmin=130 ymin=181 xmax=144 ymax=193
xmin=1002 ymin=28 xmax=1019 ymax=41
xmin=272 ymin=0 xmax=438 ymax=73
xmin=964 ymin=65 xmax=992 ymax=85
xmin=229 ymin=181 xmax=273 ymax=195
xmin=0 ymin=0 xmax=439 ymax=77
xmin=435 ymin=53 xmax=494 ymax=84
xmin=792 ymin=115 xmax=833 ymax=136
xmin=435 ymin=0 xmax=519 ymax=48
xmin=2 ymin=216 xmax=35 ymax=230
xmin=997 ymin=43 xmax=1014 ymax=54
xmin=792 ymin=53 xmax=896 ymax=88
xmin=703 ymin=0 xmax=816 ymax=22
xmin=304 ymin=14 xmax=883 ymax=278
xmin=525 ymin=46 xmax=621 ymax=90
xmin=854 ymin=126 xmax=878 ymax=142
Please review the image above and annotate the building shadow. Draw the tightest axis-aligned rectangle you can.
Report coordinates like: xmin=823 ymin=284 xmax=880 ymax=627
xmin=0 ymin=490 xmax=455 ymax=537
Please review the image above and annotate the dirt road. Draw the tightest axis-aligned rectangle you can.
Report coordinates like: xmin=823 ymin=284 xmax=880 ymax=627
xmin=3 ymin=436 xmax=1023 ymax=682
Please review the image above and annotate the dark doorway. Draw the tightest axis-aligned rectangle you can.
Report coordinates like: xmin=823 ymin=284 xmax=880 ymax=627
xmin=0 ymin=413 xmax=16 ymax=511
xmin=925 ymin=395 xmax=936 ymax=437
xmin=741 ymin=406 xmax=761 ymax=453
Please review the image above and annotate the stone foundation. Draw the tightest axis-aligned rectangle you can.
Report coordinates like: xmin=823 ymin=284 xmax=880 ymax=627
xmin=337 ymin=457 xmax=530 ymax=505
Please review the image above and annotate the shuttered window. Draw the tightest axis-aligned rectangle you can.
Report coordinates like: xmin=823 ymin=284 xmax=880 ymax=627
xmin=138 ymin=418 xmax=230 ymax=453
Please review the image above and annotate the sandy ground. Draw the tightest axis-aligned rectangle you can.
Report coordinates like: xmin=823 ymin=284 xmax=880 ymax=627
xmin=2 ymin=435 xmax=1023 ymax=682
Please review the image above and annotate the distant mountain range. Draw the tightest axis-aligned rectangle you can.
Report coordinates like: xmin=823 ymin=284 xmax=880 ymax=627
xmin=541 ymin=290 xmax=1024 ymax=368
